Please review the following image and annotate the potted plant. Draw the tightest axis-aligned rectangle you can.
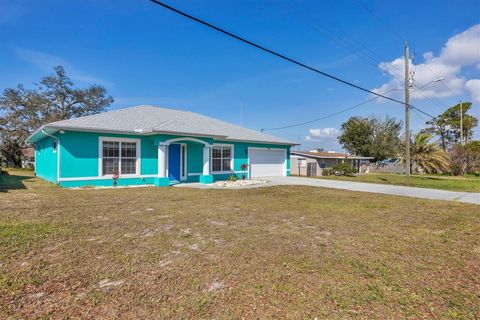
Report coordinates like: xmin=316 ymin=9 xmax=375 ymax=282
xmin=240 ymin=163 xmax=248 ymax=180
xmin=112 ymin=169 xmax=120 ymax=188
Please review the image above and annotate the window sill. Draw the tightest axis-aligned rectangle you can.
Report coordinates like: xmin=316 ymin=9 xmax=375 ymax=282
xmin=100 ymin=174 xmax=140 ymax=178
xmin=211 ymin=170 xmax=234 ymax=175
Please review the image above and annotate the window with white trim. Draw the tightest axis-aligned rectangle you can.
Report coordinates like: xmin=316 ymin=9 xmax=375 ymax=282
xmin=212 ymin=145 xmax=232 ymax=172
xmin=101 ymin=140 xmax=138 ymax=175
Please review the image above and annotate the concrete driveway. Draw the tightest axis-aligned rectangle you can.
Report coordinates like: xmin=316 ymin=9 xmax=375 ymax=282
xmin=266 ymin=176 xmax=480 ymax=205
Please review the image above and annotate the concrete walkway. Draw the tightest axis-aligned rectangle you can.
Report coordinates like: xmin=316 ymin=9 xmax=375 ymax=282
xmin=176 ymin=176 xmax=480 ymax=205
xmin=266 ymin=176 xmax=480 ymax=205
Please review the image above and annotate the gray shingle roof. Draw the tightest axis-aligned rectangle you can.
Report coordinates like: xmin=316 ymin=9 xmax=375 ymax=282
xmin=33 ymin=105 xmax=295 ymax=145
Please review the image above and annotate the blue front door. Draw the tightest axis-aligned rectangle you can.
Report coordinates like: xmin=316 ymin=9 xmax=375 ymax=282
xmin=168 ymin=144 xmax=181 ymax=182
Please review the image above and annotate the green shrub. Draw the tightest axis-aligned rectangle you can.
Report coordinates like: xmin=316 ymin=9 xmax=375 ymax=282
xmin=322 ymin=163 xmax=357 ymax=176
xmin=227 ymin=175 xmax=238 ymax=182
xmin=332 ymin=163 xmax=357 ymax=176
xmin=322 ymin=168 xmax=335 ymax=176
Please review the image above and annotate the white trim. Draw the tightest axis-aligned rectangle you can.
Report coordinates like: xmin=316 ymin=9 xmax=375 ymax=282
xmin=158 ymin=144 xmax=167 ymax=178
xmin=187 ymin=171 xmax=246 ymax=176
xmin=98 ymin=136 xmax=141 ymax=177
xmin=165 ymin=144 xmax=169 ymax=177
xmin=59 ymin=174 xmax=156 ymax=182
xmin=212 ymin=171 xmax=234 ymax=175
xmin=203 ymin=145 xmax=211 ymax=175
xmin=298 ymin=158 xmax=307 ymax=167
xmin=161 ymin=137 xmax=211 ymax=146
xmin=248 ymin=147 xmax=287 ymax=177
xmin=291 ymin=155 xmax=306 ymax=159
xmin=187 ymin=172 xmax=202 ymax=177
xmin=27 ymin=126 xmax=228 ymax=143
xmin=166 ymin=142 xmax=187 ymax=181
xmin=27 ymin=126 xmax=296 ymax=146
xmin=180 ymin=143 xmax=187 ymax=181
xmin=211 ymin=143 xmax=234 ymax=173
xmin=220 ymin=138 xmax=296 ymax=146
xmin=57 ymin=139 xmax=61 ymax=182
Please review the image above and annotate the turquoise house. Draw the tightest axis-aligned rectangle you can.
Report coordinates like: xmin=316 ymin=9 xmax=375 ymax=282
xmin=26 ymin=105 xmax=295 ymax=187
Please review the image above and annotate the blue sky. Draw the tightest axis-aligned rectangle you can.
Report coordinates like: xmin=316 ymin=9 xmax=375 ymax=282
xmin=1 ymin=0 xmax=479 ymax=150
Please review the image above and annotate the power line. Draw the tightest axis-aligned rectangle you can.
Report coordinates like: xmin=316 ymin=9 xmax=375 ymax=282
xmin=412 ymin=107 xmax=428 ymax=122
xmin=276 ymin=1 xmax=408 ymax=86
xmin=278 ymin=1 xmax=445 ymax=111
xmin=344 ymin=2 xmax=448 ymax=110
xmin=411 ymin=104 xmax=436 ymax=119
xmin=261 ymin=88 xmax=436 ymax=132
xmin=354 ymin=0 xmax=405 ymax=42
xmin=277 ymin=0 xmax=446 ymax=115
xmin=148 ymin=0 xmax=418 ymax=108
xmin=261 ymin=96 xmax=377 ymax=132
xmin=419 ymin=65 xmax=460 ymax=100
xmin=355 ymin=0 xmax=460 ymax=105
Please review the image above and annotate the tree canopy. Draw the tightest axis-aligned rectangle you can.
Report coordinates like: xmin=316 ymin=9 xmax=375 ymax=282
xmin=0 ymin=66 xmax=113 ymax=166
xmin=424 ymin=102 xmax=478 ymax=150
xmin=338 ymin=116 xmax=402 ymax=162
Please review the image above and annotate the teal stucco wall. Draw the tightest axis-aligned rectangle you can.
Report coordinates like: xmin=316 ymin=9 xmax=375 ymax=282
xmin=35 ymin=136 xmax=58 ymax=183
xmin=34 ymin=130 xmax=291 ymax=187
xmin=59 ymin=131 xmax=158 ymax=178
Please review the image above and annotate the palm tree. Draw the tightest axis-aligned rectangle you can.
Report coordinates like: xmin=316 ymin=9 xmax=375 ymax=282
xmin=407 ymin=133 xmax=451 ymax=174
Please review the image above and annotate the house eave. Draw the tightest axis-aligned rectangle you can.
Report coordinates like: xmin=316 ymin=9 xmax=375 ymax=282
xmin=26 ymin=125 xmax=297 ymax=146
xmin=26 ymin=126 xmax=59 ymax=144
xmin=221 ymin=138 xmax=298 ymax=146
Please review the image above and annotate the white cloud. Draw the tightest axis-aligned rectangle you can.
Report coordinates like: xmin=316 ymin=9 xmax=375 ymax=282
xmin=303 ymin=127 xmax=342 ymax=151
xmin=438 ymin=25 xmax=480 ymax=66
xmin=466 ymin=79 xmax=480 ymax=103
xmin=372 ymin=24 xmax=480 ymax=102
xmin=305 ymin=127 xmax=339 ymax=141
xmin=15 ymin=48 xmax=113 ymax=87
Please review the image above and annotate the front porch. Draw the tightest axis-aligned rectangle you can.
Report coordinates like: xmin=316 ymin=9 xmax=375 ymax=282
xmin=154 ymin=137 xmax=214 ymax=186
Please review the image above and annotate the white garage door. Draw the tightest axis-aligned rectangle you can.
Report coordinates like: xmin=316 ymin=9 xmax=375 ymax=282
xmin=249 ymin=148 xmax=286 ymax=178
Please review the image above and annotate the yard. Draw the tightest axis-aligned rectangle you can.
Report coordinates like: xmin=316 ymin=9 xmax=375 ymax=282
xmin=1 ymin=169 xmax=479 ymax=319
xmin=313 ymin=173 xmax=480 ymax=193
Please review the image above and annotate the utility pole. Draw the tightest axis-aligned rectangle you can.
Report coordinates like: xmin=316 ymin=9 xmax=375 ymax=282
xmin=460 ymin=100 xmax=463 ymax=144
xmin=404 ymin=42 xmax=410 ymax=178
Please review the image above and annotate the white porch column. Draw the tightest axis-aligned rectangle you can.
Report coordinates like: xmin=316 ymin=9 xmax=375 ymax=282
xmin=202 ymin=145 xmax=211 ymax=175
xmin=158 ymin=144 xmax=168 ymax=178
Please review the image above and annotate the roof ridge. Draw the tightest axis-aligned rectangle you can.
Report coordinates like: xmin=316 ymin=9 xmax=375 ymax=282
xmin=29 ymin=104 xmax=296 ymax=145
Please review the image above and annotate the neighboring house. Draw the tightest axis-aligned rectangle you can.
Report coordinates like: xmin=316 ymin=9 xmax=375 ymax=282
xmin=21 ymin=147 xmax=35 ymax=168
xmin=290 ymin=150 xmax=373 ymax=176
xmin=26 ymin=105 xmax=295 ymax=187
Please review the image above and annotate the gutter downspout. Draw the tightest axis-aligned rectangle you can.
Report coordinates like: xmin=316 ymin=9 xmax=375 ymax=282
xmin=41 ymin=129 xmax=61 ymax=184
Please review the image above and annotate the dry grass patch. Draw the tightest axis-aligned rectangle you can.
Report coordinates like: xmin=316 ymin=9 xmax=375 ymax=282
xmin=0 ymin=169 xmax=479 ymax=319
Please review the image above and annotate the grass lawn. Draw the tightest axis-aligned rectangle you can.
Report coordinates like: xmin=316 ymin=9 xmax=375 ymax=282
xmin=312 ymin=173 xmax=480 ymax=193
xmin=1 ymin=169 xmax=479 ymax=319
